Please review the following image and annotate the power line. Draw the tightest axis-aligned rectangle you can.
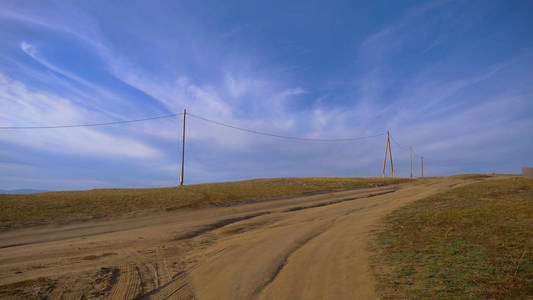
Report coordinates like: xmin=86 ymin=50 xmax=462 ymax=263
xmin=0 ymin=113 xmax=183 ymax=129
xmin=390 ymin=134 xmax=407 ymax=150
xmin=0 ymin=108 xmax=426 ymax=181
xmin=1 ymin=110 xmax=388 ymax=142
xmin=187 ymin=112 xmax=387 ymax=142
xmin=390 ymin=134 xmax=422 ymax=158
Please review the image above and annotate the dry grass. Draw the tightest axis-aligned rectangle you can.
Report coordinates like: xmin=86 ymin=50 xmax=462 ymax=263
xmin=371 ymin=177 xmax=533 ymax=299
xmin=422 ymin=173 xmax=496 ymax=180
xmin=0 ymin=177 xmax=407 ymax=230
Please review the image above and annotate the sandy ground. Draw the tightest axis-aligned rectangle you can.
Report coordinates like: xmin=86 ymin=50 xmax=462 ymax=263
xmin=0 ymin=178 xmax=470 ymax=299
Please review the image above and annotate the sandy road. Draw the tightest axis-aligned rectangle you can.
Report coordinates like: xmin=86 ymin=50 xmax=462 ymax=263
xmin=0 ymin=179 xmax=469 ymax=299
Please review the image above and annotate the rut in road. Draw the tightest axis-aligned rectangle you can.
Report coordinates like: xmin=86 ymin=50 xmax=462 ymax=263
xmin=250 ymin=220 xmax=334 ymax=299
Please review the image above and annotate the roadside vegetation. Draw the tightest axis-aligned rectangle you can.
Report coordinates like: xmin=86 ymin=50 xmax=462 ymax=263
xmin=0 ymin=177 xmax=407 ymax=229
xmin=371 ymin=177 xmax=533 ymax=299
xmin=421 ymin=174 xmax=497 ymax=180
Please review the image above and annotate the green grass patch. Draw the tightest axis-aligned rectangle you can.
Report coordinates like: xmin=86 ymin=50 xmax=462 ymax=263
xmin=0 ymin=177 xmax=407 ymax=229
xmin=371 ymin=177 xmax=533 ymax=299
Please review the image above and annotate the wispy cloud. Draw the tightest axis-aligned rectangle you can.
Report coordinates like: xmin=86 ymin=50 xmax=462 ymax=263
xmin=0 ymin=72 xmax=160 ymax=158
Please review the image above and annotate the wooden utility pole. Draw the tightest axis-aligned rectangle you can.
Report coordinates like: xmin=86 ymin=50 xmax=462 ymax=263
xmin=382 ymin=131 xmax=389 ymax=178
xmin=421 ymin=156 xmax=424 ymax=177
xmin=180 ymin=109 xmax=186 ymax=186
xmin=389 ymin=133 xmax=394 ymax=177
xmin=410 ymin=146 xmax=413 ymax=178
xmin=382 ymin=131 xmax=395 ymax=178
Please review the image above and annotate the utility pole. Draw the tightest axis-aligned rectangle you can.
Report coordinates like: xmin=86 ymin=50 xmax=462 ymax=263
xmin=382 ymin=131 xmax=389 ymax=177
xmin=180 ymin=109 xmax=186 ymax=186
xmin=382 ymin=130 xmax=395 ymax=178
xmin=389 ymin=133 xmax=395 ymax=178
xmin=410 ymin=146 xmax=413 ymax=178
xmin=421 ymin=156 xmax=424 ymax=178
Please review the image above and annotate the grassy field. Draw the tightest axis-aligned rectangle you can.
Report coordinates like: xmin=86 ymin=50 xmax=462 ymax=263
xmin=0 ymin=177 xmax=408 ymax=230
xmin=371 ymin=177 xmax=533 ymax=299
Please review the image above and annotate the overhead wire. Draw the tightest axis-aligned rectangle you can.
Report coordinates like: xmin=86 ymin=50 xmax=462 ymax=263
xmin=390 ymin=133 xmax=423 ymax=158
xmin=187 ymin=112 xmax=387 ymax=142
xmin=387 ymin=133 xmax=426 ymax=177
xmin=0 ymin=113 xmax=183 ymax=129
xmin=389 ymin=134 xmax=407 ymax=150
xmin=1 ymin=110 xmax=392 ymax=143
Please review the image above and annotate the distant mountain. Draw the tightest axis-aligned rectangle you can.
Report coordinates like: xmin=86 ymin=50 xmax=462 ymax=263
xmin=0 ymin=189 xmax=51 ymax=194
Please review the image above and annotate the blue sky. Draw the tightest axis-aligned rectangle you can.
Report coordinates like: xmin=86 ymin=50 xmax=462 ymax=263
xmin=1 ymin=0 xmax=532 ymax=190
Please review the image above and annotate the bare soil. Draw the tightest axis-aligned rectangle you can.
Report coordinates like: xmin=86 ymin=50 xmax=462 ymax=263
xmin=0 ymin=178 xmax=478 ymax=299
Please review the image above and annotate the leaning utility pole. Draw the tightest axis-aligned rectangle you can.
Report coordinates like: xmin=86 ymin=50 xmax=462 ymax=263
xmin=421 ymin=156 xmax=424 ymax=177
xmin=410 ymin=146 xmax=413 ymax=178
xmin=382 ymin=131 xmax=389 ymax=177
xmin=179 ymin=109 xmax=186 ymax=186
xmin=382 ymin=130 xmax=395 ymax=178
xmin=389 ymin=133 xmax=394 ymax=177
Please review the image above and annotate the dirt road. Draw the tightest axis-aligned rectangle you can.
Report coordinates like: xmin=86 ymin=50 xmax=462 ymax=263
xmin=0 ymin=179 xmax=468 ymax=299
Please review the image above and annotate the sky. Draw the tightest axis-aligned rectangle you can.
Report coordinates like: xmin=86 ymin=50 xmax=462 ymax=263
xmin=1 ymin=0 xmax=532 ymax=190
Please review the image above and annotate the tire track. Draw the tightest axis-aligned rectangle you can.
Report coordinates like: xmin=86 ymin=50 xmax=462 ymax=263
xmin=143 ymin=248 xmax=227 ymax=299
xmin=109 ymin=263 xmax=142 ymax=299
xmin=141 ymin=272 xmax=194 ymax=300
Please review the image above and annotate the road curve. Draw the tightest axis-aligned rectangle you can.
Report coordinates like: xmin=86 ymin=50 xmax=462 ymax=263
xmin=0 ymin=178 xmax=468 ymax=299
